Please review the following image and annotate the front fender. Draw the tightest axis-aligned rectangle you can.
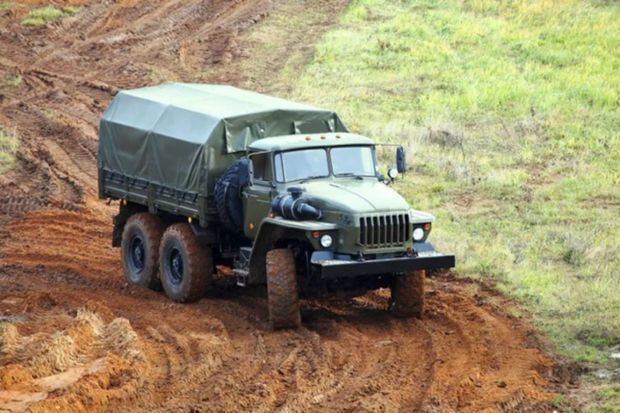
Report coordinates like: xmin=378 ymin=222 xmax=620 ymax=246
xmin=248 ymin=217 xmax=338 ymax=285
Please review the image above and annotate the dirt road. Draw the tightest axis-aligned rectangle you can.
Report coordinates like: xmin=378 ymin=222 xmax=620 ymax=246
xmin=0 ymin=2 xmax=562 ymax=412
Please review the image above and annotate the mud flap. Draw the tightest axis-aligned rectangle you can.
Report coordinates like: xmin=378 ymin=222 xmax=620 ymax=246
xmin=112 ymin=214 xmax=123 ymax=247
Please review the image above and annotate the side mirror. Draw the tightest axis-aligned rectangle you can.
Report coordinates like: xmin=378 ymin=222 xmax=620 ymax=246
xmin=396 ymin=145 xmax=406 ymax=173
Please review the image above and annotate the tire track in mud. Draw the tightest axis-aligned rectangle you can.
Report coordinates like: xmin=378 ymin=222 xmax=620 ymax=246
xmin=0 ymin=0 xmax=274 ymax=214
xmin=0 ymin=1 xmax=561 ymax=412
xmin=0 ymin=260 xmax=559 ymax=412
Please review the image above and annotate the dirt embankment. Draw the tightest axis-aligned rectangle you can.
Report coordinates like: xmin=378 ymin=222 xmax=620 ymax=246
xmin=0 ymin=1 xmax=563 ymax=412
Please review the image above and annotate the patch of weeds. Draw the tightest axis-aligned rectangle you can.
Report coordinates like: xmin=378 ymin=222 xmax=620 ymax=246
xmin=62 ymin=6 xmax=81 ymax=15
xmin=598 ymin=387 xmax=620 ymax=400
xmin=42 ymin=109 xmax=57 ymax=121
xmin=347 ymin=4 xmax=369 ymax=22
xmin=3 ymin=73 xmax=22 ymax=88
xmin=21 ymin=5 xmax=81 ymax=27
xmin=605 ymin=404 xmax=620 ymax=413
xmin=551 ymin=394 xmax=572 ymax=411
xmin=0 ymin=127 xmax=18 ymax=173
xmin=144 ymin=65 xmax=179 ymax=84
xmin=430 ymin=182 xmax=446 ymax=193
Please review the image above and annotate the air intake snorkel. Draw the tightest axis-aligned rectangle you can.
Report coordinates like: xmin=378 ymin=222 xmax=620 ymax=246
xmin=271 ymin=187 xmax=322 ymax=221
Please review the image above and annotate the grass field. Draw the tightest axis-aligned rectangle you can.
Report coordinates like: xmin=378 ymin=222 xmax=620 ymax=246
xmin=290 ymin=0 xmax=619 ymax=409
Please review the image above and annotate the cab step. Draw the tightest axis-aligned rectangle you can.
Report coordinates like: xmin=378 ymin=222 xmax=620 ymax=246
xmin=233 ymin=247 xmax=252 ymax=287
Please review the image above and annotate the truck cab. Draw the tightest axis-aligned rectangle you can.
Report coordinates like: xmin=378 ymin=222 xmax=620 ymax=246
xmin=221 ymin=132 xmax=454 ymax=327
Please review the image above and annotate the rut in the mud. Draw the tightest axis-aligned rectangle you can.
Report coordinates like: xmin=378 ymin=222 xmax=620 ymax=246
xmin=0 ymin=1 xmax=561 ymax=412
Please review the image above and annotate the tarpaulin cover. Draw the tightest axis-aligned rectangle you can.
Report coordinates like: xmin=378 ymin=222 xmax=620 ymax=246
xmin=98 ymin=83 xmax=347 ymax=193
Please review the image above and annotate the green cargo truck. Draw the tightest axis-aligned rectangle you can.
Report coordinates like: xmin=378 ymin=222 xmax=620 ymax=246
xmin=98 ymin=83 xmax=454 ymax=328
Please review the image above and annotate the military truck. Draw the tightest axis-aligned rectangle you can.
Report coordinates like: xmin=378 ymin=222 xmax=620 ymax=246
xmin=98 ymin=83 xmax=454 ymax=328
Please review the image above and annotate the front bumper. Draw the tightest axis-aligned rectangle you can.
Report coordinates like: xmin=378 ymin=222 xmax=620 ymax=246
xmin=312 ymin=248 xmax=455 ymax=279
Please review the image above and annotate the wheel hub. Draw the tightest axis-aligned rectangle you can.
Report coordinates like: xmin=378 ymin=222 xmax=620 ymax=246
xmin=130 ymin=236 xmax=145 ymax=271
xmin=168 ymin=248 xmax=184 ymax=285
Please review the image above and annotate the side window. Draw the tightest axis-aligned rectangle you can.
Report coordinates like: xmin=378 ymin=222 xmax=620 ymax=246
xmin=251 ymin=153 xmax=273 ymax=182
xmin=274 ymin=153 xmax=284 ymax=182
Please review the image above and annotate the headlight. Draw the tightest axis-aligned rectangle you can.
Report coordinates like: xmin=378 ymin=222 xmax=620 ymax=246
xmin=320 ymin=234 xmax=333 ymax=248
xmin=413 ymin=227 xmax=425 ymax=241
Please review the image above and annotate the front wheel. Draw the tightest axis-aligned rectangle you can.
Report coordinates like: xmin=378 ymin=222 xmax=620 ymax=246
xmin=390 ymin=270 xmax=425 ymax=318
xmin=159 ymin=223 xmax=213 ymax=303
xmin=266 ymin=248 xmax=301 ymax=329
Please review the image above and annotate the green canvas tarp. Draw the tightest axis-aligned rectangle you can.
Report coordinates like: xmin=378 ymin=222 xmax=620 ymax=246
xmin=98 ymin=83 xmax=347 ymax=193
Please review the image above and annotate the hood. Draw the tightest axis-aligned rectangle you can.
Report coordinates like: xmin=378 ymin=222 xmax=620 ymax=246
xmin=295 ymin=179 xmax=410 ymax=214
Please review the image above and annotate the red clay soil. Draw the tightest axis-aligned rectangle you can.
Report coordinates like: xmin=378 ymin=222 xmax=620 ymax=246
xmin=0 ymin=1 xmax=563 ymax=412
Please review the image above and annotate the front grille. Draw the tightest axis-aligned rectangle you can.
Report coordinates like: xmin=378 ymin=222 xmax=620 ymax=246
xmin=359 ymin=213 xmax=410 ymax=248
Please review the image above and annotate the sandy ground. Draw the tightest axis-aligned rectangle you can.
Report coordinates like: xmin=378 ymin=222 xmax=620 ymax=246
xmin=0 ymin=1 xmax=566 ymax=412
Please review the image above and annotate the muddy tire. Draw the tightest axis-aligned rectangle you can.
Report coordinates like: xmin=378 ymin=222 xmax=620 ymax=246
xmin=159 ymin=223 xmax=213 ymax=303
xmin=390 ymin=270 xmax=425 ymax=318
xmin=121 ymin=213 xmax=164 ymax=290
xmin=266 ymin=248 xmax=301 ymax=329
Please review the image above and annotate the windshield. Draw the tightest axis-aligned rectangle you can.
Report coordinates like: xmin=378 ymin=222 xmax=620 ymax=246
xmin=274 ymin=146 xmax=375 ymax=182
xmin=275 ymin=148 xmax=329 ymax=182
xmin=331 ymin=146 xmax=375 ymax=176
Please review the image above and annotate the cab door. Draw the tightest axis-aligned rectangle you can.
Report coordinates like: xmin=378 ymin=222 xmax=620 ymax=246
xmin=243 ymin=152 xmax=275 ymax=239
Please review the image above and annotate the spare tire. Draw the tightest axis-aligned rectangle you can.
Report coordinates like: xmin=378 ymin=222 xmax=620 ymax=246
xmin=214 ymin=159 xmax=250 ymax=233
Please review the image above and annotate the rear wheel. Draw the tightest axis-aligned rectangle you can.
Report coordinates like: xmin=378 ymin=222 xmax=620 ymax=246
xmin=159 ymin=223 xmax=213 ymax=303
xmin=121 ymin=213 xmax=164 ymax=290
xmin=266 ymin=248 xmax=301 ymax=329
xmin=390 ymin=270 xmax=425 ymax=318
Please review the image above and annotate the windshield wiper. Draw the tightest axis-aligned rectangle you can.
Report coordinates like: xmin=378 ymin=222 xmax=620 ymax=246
xmin=335 ymin=172 xmax=363 ymax=180
xmin=299 ymin=175 xmax=327 ymax=183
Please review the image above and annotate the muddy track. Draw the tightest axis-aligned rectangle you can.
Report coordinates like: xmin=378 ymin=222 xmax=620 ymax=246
xmin=0 ymin=1 xmax=561 ymax=412
xmin=1 ymin=262 xmax=557 ymax=412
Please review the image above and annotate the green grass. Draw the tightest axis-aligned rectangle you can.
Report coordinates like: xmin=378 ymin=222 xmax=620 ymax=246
xmin=21 ymin=5 xmax=81 ymax=27
xmin=593 ymin=386 xmax=620 ymax=412
xmin=0 ymin=2 xmax=13 ymax=12
xmin=0 ymin=128 xmax=18 ymax=173
xmin=599 ymin=387 xmax=620 ymax=400
xmin=3 ymin=73 xmax=21 ymax=88
xmin=290 ymin=0 xmax=620 ymax=366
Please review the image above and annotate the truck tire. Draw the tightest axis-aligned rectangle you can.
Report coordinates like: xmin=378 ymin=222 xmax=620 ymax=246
xmin=121 ymin=213 xmax=164 ymax=290
xmin=266 ymin=248 xmax=301 ymax=329
xmin=390 ymin=270 xmax=425 ymax=318
xmin=159 ymin=223 xmax=213 ymax=303
xmin=214 ymin=159 xmax=249 ymax=234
